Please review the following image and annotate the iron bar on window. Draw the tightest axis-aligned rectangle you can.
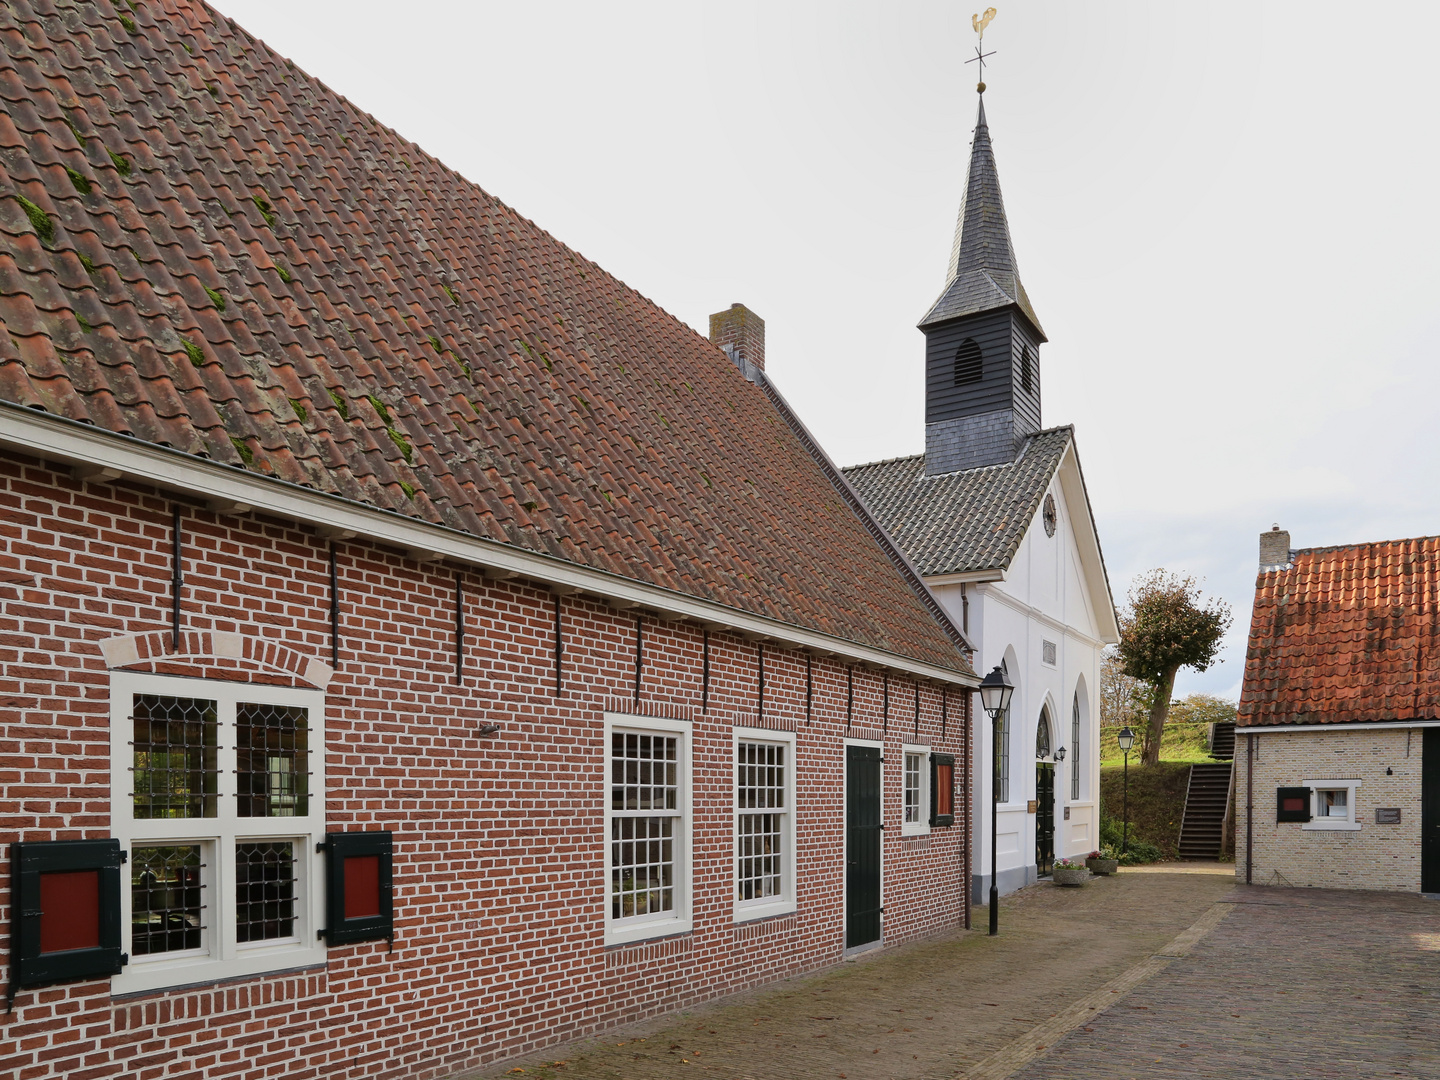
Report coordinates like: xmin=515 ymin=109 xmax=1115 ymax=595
xmin=171 ymin=506 xmax=182 ymax=649
xmin=329 ymin=542 xmax=340 ymax=668
xmin=702 ymin=629 xmax=710 ymax=713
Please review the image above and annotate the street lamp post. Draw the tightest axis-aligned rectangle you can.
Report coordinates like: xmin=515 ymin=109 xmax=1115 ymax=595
xmin=1117 ymin=726 xmax=1136 ymax=855
xmin=978 ymin=665 xmax=1014 ymax=937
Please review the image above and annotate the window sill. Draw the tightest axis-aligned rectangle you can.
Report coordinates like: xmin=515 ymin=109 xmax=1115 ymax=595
xmin=1301 ymin=820 xmax=1362 ymax=832
xmin=112 ymin=943 xmax=327 ymax=997
xmin=900 ymin=824 xmax=931 ymax=838
xmin=733 ymin=899 xmax=797 ymax=925
xmin=604 ymin=916 xmax=693 ymax=948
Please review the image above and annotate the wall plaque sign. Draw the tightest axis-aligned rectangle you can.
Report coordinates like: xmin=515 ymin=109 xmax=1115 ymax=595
xmin=1026 ymin=800 xmax=1038 ymax=813
xmin=1063 ymin=806 xmax=1071 ymax=820
xmin=1375 ymin=808 xmax=1402 ymax=825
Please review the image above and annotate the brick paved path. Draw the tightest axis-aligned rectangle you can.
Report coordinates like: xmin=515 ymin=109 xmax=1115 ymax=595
xmin=1013 ymin=886 xmax=1440 ymax=1080
xmin=469 ymin=869 xmax=1235 ymax=1080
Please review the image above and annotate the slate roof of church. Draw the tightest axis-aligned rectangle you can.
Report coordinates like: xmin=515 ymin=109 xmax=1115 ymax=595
xmin=1238 ymin=536 xmax=1440 ymax=727
xmin=842 ymin=426 xmax=1073 ymax=577
xmin=920 ymin=96 xmax=1044 ymax=339
xmin=0 ymin=0 xmax=970 ymax=674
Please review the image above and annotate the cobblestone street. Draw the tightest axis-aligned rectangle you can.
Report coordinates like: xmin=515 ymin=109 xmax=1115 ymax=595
xmin=471 ymin=868 xmax=1235 ymax=1080
xmin=471 ymin=871 xmax=1440 ymax=1080
xmin=1014 ymin=886 xmax=1440 ymax=1080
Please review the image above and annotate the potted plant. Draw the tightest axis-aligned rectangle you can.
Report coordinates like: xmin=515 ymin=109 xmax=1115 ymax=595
xmin=1085 ymin=848 xmax=1119 ymax=876
xmin=1051 ymin=858 xmax=1090 ymax=886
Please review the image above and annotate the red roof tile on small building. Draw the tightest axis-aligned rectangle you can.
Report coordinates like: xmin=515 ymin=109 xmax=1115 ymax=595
xmin=1238 ymin=536 xmax=1440 ymax=727
xmin=0 ymin=0 xmax=970 ymax=674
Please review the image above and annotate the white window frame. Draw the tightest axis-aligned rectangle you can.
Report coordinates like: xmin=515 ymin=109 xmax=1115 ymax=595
xmin=604 ymin=713 xmax=693 ymax=946
xmin=110 ymin=671 xmax=327 ymax=995
xmin=732 ymin=727 xmax=798 ymax=923
xmin=901 ymin=743 xmax=930 ymax=836
xmin=1301 ymin=778 xmax=1362 ymax=831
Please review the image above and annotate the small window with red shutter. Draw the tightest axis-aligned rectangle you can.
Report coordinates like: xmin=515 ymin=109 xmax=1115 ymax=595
xmin=930 ymin=754 xmax=956 ymax=828
xmin=10 ymin=839 xmax=126 ymax=1005
xmin=1277 ymin=786 xmax=1312 ymax=823
xmin=321 ymin=831 xmax=394 ymax=946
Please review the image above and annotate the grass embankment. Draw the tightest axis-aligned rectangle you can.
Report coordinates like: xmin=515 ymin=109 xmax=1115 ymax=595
xmin=1099 ymin=761 xmax=1192 ymax=859
xmin=1099 ymin=720 xmax=1214 ymax=766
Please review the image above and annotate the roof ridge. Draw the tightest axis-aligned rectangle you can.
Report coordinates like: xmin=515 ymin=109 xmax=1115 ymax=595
xmin=1292 ymin=535 xmax=1440 ymax=558
xmin=842 ymin=453 xmax=926 ymax=472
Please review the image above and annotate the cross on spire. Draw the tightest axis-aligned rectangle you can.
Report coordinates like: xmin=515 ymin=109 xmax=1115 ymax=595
xmin=967 ymin=7 xmax=997 ymax=92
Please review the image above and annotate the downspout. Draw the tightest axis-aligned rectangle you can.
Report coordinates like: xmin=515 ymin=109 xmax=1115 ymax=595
xmin=1245 ymin=732 xmax=1255 ymax=885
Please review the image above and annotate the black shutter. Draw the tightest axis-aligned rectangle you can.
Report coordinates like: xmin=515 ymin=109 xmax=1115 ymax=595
xmin=320 ymin=831 xmax=394 ymax=946
xmin=9 ymin=839 xmax=125 ymax=1004
xmin=930 ymin=753 xmax=956 ymax=828
xmin=1277 ymin=786 xmax=1312 ymax=823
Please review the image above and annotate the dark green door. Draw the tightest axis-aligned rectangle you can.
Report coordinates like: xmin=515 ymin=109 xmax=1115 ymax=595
xmin=846 ymin=745 xmax=882 ymax=948
xmin=1423 ymin=729 xmax=1440 ymax=894
xmin=1035 ymin=763 xmax=1055 ymax=876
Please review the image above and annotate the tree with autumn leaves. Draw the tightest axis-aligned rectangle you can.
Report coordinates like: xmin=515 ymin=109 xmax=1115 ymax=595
xmin=1116 ymin=570 xmax=1232 ymax=766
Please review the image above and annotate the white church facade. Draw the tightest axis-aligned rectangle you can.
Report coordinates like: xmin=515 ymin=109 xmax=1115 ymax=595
xmin=844 ymin=92 xmax=1118 ymax=898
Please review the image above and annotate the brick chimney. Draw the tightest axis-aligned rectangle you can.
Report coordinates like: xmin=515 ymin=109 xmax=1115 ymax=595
xmin=1259 ymin=524 xmax=1292 ymax=572
xmin=709 ymin=303 xmax=765 ymax=375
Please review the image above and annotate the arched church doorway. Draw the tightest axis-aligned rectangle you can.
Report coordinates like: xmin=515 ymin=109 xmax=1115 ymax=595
xmin=1035 ymin=707 xmax=1055 ymax=876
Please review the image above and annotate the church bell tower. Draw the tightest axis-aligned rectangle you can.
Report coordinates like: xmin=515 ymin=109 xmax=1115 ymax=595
xmin=919 ymin=91 xmax=1046 ymax=475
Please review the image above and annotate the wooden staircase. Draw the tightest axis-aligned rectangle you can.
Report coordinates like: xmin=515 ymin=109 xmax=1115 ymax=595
xmin=1209 ymin=720 xmax=1236 ymax=761
xmin=1177 ymin=762 xmax=1235 ymax=860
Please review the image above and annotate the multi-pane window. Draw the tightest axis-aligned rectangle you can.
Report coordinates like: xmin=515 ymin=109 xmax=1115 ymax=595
xmin=997 ymin=709 xmax=1010 ymax=803
xmin=607 ymin=718 xmax=690 ymax=943
xmin=733 ymin=729 xmax=796 ymax=921
xmin=111 ymin=673 xmax=325 ymax=994
xmin=736 ymin=741 xmax=784 ymax=902
xmin=1071 ymin=694 xmax=1081 ymax=801
xmin=902 ymin=747 xmax=929 ymax=835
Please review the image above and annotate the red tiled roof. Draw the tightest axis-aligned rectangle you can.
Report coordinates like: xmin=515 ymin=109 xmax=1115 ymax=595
xmin=0 ymin=0 xmax=971 ymax=673
xmin=1238 ymin=536 xmax=1440 ymax=726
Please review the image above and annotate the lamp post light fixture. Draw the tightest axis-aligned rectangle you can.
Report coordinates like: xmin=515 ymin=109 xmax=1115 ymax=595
xmin=978 ymin=665 xmax=1014 ymax=937
xmin=1117 ymin=726 xmax=1136 ymax=855
xmin=1055 ymin=745 xmax=1066 ymax=762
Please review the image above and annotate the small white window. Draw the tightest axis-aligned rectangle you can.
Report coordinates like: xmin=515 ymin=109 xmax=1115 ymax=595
xmin=733 ymin=728 xmax=797 ymax=922
xmin=902 ymin=746 xmax=930 ymax=836
xmin=606 ymin=714 xmax=693 ymax=944
xmin=110 ymin=672 xmax=327 ymax=995
xmin=1301 ymin=778 xmax=1362 ymax=831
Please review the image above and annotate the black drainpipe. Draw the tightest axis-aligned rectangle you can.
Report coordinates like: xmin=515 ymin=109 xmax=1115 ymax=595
xmin=1245 ymin=732 xmax=1255 ymax=885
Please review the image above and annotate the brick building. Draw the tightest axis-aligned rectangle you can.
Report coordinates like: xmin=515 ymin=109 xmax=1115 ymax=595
xmin=0 ymin=2 xmax=978 ymax=1076
xmin=1236 ymin=527 xmax=1440 ymax=893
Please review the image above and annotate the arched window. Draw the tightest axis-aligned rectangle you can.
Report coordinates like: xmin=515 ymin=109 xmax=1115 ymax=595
xmin=997 ymin=656 xmax=1011 ymax=803
xmin=1035 ymin=707 xmax=1051 ymax=759
xmin=953 ymin=339 xmax=982 ymax=386
xmin=1071 ymin=693 xmax=1081 ymax=800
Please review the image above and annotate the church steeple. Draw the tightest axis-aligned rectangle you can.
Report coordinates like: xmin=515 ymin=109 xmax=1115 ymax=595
xmin=928 ymin=96 xmax=1044 ymax=339
xmin=919 ymin=91 xmax=1046 ymax=476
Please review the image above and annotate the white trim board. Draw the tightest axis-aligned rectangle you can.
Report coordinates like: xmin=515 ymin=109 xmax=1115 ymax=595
xmin=0 ymin=402 xmax=976 ymax=689
xmin=1239 ymin=720 xmax=1440 ymax=734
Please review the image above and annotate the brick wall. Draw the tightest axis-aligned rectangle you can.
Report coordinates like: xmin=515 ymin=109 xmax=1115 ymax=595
xmin=0 ymin=450 xmax=970 ymax=1078
xmin=1234 ymin=726 xmax=1422 ymax=891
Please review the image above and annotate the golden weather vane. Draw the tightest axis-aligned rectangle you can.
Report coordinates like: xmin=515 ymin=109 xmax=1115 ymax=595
xmin=967 ymin=7 xmax=997 ymax=93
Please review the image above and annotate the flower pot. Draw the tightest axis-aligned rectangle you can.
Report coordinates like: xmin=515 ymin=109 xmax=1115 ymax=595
xmin=1086 ymin=857 xmax=1118 ymax=876
xmin=1052 ymin=867 xmax=1090 ymax=887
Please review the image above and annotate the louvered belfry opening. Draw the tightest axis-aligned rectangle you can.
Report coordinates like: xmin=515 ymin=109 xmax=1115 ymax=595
xmin=953 ymin=339 xmax=983 ymax=386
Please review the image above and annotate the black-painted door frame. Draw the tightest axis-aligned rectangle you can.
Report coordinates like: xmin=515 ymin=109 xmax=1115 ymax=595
xmin=1035 ymin=762 xmax=1055 ymax=876
xmin=845 ymin=744 xmax=882 ymax=948
xmin=1423 ymin=728 xmax=1440 ymax=894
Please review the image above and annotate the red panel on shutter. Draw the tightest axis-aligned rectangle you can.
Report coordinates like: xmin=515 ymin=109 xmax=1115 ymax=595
xmin=344 ymin=855 xmax=382 ymax=919
xmin=1281 ymin=797 xmax=1305 ymax=812
xmin=39 ymin=869 xmax=101 ymax=953
xmin=936 ymin=764 xmax=953 ymax=817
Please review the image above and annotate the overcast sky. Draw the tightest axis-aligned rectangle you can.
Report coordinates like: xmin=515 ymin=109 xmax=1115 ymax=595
xmin=217 ymin=1 xmax=1440 ymax=701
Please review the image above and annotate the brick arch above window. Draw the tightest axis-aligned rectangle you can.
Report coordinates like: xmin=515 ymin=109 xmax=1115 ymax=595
xmin=97 ymin=631 xmax=335 ymax=691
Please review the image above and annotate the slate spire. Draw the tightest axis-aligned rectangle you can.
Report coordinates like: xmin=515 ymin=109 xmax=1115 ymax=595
xmin=921 ymin=94 xmax=1044 ymax=340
